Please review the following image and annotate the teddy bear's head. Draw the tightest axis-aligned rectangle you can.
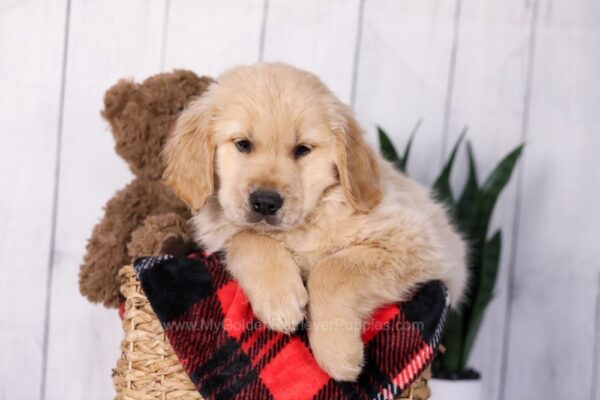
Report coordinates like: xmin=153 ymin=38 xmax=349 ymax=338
xmin=102 ymin=70 xmax=214 ymax=180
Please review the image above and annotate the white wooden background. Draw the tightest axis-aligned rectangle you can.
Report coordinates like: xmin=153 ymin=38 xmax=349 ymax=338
xmin=1 ymin=0 xmax=599 ymax=399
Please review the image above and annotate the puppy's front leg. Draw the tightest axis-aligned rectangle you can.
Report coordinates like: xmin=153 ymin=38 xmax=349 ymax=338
xmin=308 ymin=245 xmax=420 ymax=381
xmin=227 ymin=231 xmax=307 ymax=333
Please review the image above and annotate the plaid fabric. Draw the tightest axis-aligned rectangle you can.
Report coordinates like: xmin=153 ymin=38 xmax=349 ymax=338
xmin=134 ymin=252 xmax=449 ymax=400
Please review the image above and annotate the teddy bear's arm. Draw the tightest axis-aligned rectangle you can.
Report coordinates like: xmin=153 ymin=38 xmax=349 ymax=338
xmin=79 ymin=180 xmax=189 ymax=308
xmin=128 ymin=212 xmax=195 ymax=259
xmin=78 ymin=183 xmax=143 ymax=307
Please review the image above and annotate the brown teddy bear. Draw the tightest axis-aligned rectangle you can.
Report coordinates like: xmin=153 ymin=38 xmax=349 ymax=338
xmin=79 ymin=70 xmax=214 ymax=308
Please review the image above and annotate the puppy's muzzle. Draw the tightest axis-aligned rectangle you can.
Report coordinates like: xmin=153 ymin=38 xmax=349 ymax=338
xmin=249 ymin=190 xmax=283 ymax=217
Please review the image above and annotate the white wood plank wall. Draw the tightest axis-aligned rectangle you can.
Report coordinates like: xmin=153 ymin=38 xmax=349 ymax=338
xmin=0 ymin=1 xmax=598 ymax=399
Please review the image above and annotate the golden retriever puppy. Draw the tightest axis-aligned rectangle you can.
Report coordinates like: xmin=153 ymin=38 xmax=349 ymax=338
xmin=163 ymin=63 xmax=467 ymax=381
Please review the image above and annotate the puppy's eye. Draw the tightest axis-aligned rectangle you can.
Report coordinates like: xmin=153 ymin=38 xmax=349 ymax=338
xmin=235 ymin=139 xmax=252 ymax=153
xmin=294 ymin=144 xmax=312 ymax=159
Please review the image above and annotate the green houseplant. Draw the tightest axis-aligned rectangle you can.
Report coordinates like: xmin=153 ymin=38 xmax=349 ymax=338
xmin=378 ymin=126 xmax=523 ymax=384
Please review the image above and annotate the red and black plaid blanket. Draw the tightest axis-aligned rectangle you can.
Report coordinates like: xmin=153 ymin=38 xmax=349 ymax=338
xmin=134 ymin=252 xmax=449 ymax=400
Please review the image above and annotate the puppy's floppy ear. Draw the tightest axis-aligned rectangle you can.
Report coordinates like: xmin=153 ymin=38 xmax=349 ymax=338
xmin=163 ymin=96 xmax=216 ymax=212
xmin=333 ymin=108 xmax=382 ymax=213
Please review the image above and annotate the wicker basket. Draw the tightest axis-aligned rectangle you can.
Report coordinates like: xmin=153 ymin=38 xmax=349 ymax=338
xmin=113 ymin=265 xmax=430 ymax=400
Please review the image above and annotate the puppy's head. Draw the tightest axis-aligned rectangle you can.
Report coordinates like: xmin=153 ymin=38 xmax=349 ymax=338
xmin=163 ymin=63 xmax=381 ymax=230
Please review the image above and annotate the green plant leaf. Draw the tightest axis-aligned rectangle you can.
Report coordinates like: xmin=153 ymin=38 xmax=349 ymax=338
xmin=456 ymin=141 xmax=479 ymax=231
xmin=456 ymin=144 xmax=523 ymax=366
xmin=398 ymin=119 xmax=421 ymax=172
xmin=440 ymin=310 xmax=465 ymax=373
xmin=467 ymin=144 xmax=524 ymax=255
xmin=378 ymin=126 xmax=401 ymax=166
xmin=461 ymin=231 xmax=502 ymax=365
xmin=432 ymin=128 xmax=467 ymax=206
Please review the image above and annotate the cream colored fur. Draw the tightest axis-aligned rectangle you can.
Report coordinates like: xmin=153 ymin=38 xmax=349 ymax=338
xmin=163 ymin=63 xmax=467 ymax=381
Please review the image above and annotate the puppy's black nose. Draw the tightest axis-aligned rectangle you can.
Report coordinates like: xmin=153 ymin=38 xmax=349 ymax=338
xmin=249 ymin=190 xmax=283 ymax=216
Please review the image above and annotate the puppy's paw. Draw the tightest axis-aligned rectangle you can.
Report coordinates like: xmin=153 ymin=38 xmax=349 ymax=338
xmin=308 ymin=321 xmax=364 ymax=381
xmin=225 ymin=231 xmax=307 ymax=334
xmin=249 ymin=277 xmax=308 ymax=334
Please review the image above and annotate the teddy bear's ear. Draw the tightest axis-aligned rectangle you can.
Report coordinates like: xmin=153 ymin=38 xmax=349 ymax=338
xmin=162 ymin=95 xmax=216 ymax=213
xmin=101 ymin=79 xmax=137 ymax=121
